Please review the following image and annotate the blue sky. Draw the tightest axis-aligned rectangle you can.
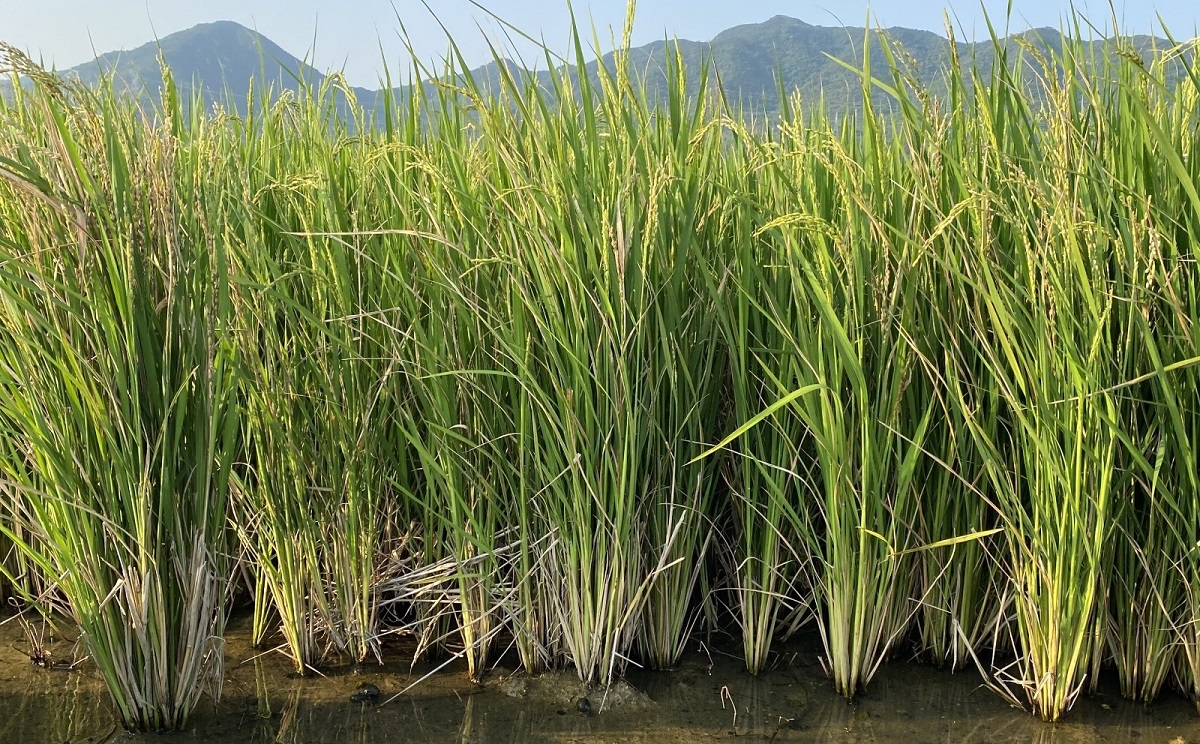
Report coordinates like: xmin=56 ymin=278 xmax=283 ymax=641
xmin=3 ymin=1 xmax=1197 ymax=86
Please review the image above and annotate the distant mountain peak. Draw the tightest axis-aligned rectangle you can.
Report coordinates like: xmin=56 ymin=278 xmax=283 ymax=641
xmin=49 ymin=20 xmax=339 ymax=104
xmin=767 ymin=15 xmax=812 ymax=26
xmin=195 ymin=20 xmax=256 ymax=32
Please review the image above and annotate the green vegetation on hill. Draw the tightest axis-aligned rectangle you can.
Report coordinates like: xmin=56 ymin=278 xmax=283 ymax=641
xmin=2 ymin=21 xmax=375 ymax=118
xmin=2 ymin=15 xmax=1190 ymax=121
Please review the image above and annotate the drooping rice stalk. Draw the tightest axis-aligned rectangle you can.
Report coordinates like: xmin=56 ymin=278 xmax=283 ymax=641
xmin=912 ymin=405 xmax=1006 ymax=671
xmin=390 ymin=258 xmax=512 ymax=679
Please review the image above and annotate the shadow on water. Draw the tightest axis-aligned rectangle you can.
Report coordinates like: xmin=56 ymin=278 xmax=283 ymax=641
xmin=2 ymin=617 xmax=1199 ymax=743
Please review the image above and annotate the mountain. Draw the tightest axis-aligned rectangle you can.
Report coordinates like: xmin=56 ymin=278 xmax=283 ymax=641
xmin=594 ymin=18 xmax=1186 ymax=119
xmin=587 ymin=17 xmax=962 ymax=117
xmin=2 ymin=21 xmax=376 ymax=115
xmin=1 ymin=17 xmax=1187 ymax=122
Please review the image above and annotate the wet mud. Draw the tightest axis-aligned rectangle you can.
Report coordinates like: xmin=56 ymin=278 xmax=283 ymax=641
xmin=2 ymin=614 xmax=1198 ymax=743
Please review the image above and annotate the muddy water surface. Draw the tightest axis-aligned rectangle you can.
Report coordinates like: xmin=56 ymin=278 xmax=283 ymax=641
xmin=2 ymin=615 xmax=1198 ymax=743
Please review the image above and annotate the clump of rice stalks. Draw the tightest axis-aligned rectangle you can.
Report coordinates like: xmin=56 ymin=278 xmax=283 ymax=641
xmin=1128 ymin=98 xmax=1200 ymax=707
xmin=1105 ymin=208 xmax=1180 ymax=705
xmin=0 ymin=57 xmax=238 ymax=730
xmin=228 ymin=87 xmax=400 ymax=672
xmin=1092 ymin=46 xmax=1200 ymax=709
xmin=413 ymin=9 xmax=733 ymax=682
xmin=937 ymin=53 xmax=1126 ymax=719
xmin=701 ymin=167 xmax=817 ymax=675
xmin=698 ymin=80 xmax=934 ymax=693
xmin=892 ymin=39 xmax=1007 ymax=671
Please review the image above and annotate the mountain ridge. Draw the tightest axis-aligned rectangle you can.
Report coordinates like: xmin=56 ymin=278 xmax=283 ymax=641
xmin=1 ymin=17 xmax=1188 ymax=120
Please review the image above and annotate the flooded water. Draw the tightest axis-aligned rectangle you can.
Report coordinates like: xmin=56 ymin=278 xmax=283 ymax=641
xmin=2 ymin=614 xmax=1198 ymax=743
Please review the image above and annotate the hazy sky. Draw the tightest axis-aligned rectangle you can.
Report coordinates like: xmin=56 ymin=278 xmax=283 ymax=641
xmin=3 ymin=1 xmax=1197 ymax=87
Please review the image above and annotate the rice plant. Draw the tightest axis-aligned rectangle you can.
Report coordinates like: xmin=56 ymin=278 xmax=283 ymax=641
xmin=1128 ymin=69 xmax=1200 ymax=707
xmin=0 ymin=55 xmax=238 ymax=730
xmin=0 ymin=3 xmax=1197 ymax=727
xmin=931 ymin=37 xmax=1143 ymax=720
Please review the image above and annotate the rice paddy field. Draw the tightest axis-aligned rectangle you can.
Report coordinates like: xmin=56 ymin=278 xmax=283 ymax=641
xmin=2 ymin=10 xmax=1200 ymax=737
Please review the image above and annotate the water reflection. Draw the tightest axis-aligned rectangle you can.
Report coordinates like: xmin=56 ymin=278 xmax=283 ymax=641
xmin=0 ymin=637 xmax=114 ymax=743
xmin=2 ymin=620 xmax=1200 ymax=743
